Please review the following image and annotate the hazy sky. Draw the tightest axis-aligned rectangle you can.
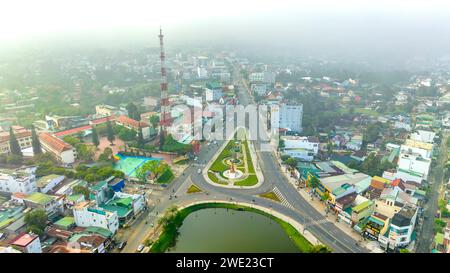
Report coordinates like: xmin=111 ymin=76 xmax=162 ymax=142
xmin=1 ymin=0 xmax=450 ymax=64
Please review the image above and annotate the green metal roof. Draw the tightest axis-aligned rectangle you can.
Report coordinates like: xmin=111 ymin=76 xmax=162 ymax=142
xmin=25 ymin=192 xmax=54 ymax=205
xmin=85 ymin=226 xmax=113 ymax=238
xmin=434 ymin=233 xmax=444 ymax=245
xmin=68 ymin=194 xmax=84 ymax=202
xmin=54 ymin=216 xmax=75 ymax=229
xmin=100 ymin=204 xmax=131 ymax=218
xmin=368 ymin=216 xmax=384 ymax=226
xmin=90 ymin=180 xmax=107 ymax=191
xmin=352 ymin=200 xmax=372 ymax=213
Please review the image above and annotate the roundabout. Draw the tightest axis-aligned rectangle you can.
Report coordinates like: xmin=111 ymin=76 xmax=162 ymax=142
xmin=204 ymin=128 xmax=263 ymax=188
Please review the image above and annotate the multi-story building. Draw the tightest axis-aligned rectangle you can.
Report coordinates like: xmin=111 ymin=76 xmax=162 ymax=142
xmin=95 ymin=104 xmax=127 ymax=117
xmin=114 ymin=115 xmax=151 ymax=140
xmin=281 ymin=136 xmax=319 ymax=161
xmin=10 ymin=233 xmax=42 ymax=253
xmin=0 ymin=126 xmax=32 ymax=155
xmin=39 ymin=133 xmax=77 ymax=165
xmin=395 ymin=153 xmax=431 ymax=184
xmin=249 ymin=71 xmax=276 ymax=84
xmin=73 ymin=201 xmax=119 ymax=234
xmin=23 ymin=192 xmax=62 ymax=215
xmin=271 ymin=103 xmax=303 ymax=133
xmin=0 ymin=168 xmax=37 ymax=194
xmin=250 ymin=83 xmax=268 ymax=96
xmin=388 ymin=207 xmax=418 ymax=250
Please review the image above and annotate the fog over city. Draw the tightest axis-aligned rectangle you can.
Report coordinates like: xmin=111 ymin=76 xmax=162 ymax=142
xmin=1 ymin=0 xmax=450 ymax=68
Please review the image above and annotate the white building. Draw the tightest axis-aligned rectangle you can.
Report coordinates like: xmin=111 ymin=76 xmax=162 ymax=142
xmin=281 ymin=136 xmax=319 ymax=161
xmin=39 ymin=133 xmax=77 ymax=165
xmin=249 ymin=71 xmax=276 ymax=84
xmin=0 ymin=126 xmax=32 ymax=155
xmin=95 ymin=104 xmax=127 ymax=117
xmin=0 ymin=168 xmax=37 ymax=194
xmin=410 ymin=130 xmax=436 ymax=144
xmin=271 ymin=104 xmax=303 ymax=133
xmin=73 ymin=201 xmax=119 ymax=234
xmin=36 ymin=174 xmax=65 ymax=194
xmin=250 ymin=83 xmax=268 ymax=96
xmin=395 ymin=153 xmax=431 ymax=184
xmin=10 ymin=233 xmax=42 ymax=253
xmin=388 ymin=207 xmax=418 ymax=249
xmin=197 ymin=67 xmax=208 ymax=79
xmin=205 ymin=88 xmax=223 ymax=102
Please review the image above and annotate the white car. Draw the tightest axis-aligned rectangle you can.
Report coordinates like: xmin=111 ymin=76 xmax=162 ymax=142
xmin=137 ymin=244 xmax=145 ymax=252
xmin=197 ymin=168 xmax=202 ymax=174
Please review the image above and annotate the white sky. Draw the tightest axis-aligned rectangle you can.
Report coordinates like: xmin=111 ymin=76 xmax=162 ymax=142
xmin=0 ymin=0 xmax=449 ymax=42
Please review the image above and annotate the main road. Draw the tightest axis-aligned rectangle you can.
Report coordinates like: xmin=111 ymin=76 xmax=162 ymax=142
xmin=121 ymin=65 xmax=368 ymax=253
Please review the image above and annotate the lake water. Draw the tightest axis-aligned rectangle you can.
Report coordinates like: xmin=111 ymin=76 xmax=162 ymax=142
xmin=167 ymin=208 xmax=299 ymax=253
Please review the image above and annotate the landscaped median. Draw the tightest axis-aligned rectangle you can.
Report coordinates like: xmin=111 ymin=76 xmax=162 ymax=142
xmin=205 ymin=127 xmax=261 ymax=187
xmin=148 ymin=202 xmax=331 ymax=253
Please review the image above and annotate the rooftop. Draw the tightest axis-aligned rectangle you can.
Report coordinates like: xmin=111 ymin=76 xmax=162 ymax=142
xmin=320 ymin=172 xmax=371 ymax=192
xmin=391 ymin=207 xmax=416 ymax=227
xmin=37 ymin=174 xmax=64 ymax=188
xmin=11 ymin=233 xmax=38 ymax=247
xmin=54 ymin=216 xmax=75 ymax=229
xmin=25 ymin=192 xmax=54 ymax=205
xmin=39 ymin=132 xmax=73 ymax=153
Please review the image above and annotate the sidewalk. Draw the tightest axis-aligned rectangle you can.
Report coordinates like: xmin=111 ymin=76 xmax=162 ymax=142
xmin=274 ymin=154 xmax=382 ymax=252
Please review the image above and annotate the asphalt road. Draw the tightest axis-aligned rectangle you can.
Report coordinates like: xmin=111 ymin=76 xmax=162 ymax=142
xmin=416 ymin=133 xmax=448 ymax=253
xmin=121 ymin=65 xmax=367 ymax=253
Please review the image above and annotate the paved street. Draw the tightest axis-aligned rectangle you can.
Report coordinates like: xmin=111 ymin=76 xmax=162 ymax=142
xmin=120 ymin=64 xmax=368 ymax=253
xmin=416 ymin=133 xmax=448 ymax=253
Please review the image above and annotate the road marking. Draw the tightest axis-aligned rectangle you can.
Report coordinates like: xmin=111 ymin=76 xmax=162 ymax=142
xmin=273 ymin=187 xmax=295 ymax=210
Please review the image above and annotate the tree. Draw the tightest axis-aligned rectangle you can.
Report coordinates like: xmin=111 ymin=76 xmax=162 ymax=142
xmin=308 ymin=174 xmax=320 ymax=188
xmin=76 ymin=144 xmax=95 ymax=162
xmin=9 ymin=127 xmax=23 ymax=157
xmin=73 ymin=185 xmax=90 ymax=200
xmin=137 ymin=126 xmax=145 ymax=148
xmin=7 ymin=154 xmax=23 ymax=165
xmin=285 ymin=157 xmax=298 ymax=169
xmin=149 ymin=115 xmax=160 ymax=129
xmin=91 ymin=127 xmax=100 ymax=147
xmin=31 ymin=125 xmax=42 ymax=155
xmin=99 ymin=147 xmax=113 ymax=161
xmin=126 ymin=102 xmax=140 ymax=120
xmin=309 ymin=245 xmax=332 ymax=253
xmin=117 ymin=126 xmax=136 ymax=142
xmin=106 ymin=118 xmax=115 ymax=145
xmin=24 ymin=209 xmax=47 ymax=236
xmin=278 ymin=139 xmax=285 ymax=150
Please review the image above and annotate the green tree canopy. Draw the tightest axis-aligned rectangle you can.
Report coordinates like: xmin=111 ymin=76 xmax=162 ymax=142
xmin=31 ymin=125 xmax=42 ymax=155
xmin=91 ymin=127 xmax=100 ymax=147
xmin=106 ymin=119 xmax=115 ymax=145
xmin=9 ymin=127 xmax=23 ymax=156
xmin=24 ymin=209 xmax=47 ymax=236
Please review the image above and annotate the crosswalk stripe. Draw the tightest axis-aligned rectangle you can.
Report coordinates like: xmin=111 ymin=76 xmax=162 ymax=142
xmin=272 ymin=187 xmax=295 ymax=210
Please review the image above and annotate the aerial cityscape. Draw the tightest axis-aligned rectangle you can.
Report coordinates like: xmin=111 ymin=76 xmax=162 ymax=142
xmin=0 ymin=0 xmax=449 ymax=260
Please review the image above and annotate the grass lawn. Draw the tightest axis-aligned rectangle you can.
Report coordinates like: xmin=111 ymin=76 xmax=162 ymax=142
xmin=259 ymin=192 xmax=281 ymax=202
xmin=186 ymin=184 xmax=202 ymax=194
xmin=234 ymin=175 xmax=258 ymax=186
xmin=150 ymin=203 xmax=315 ymax=253
xmin=208 ymin=128 xmax=258 ymax=187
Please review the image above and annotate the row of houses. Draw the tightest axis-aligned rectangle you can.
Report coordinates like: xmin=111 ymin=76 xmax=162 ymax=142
xmin=0 ymin=166 xmax=146 ymax=253
xmin=298 ymin=158 xmax=426 ymax=251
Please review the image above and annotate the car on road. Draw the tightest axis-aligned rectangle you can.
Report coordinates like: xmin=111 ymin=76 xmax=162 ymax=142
xmin=160 ymin=184 xmax=168 ymax=188
xmin=194 ymin=156 xmax=198 ymax=161
xmin=137 ymin=244 xmax=145 ymax=252
xmin=197 ymin=168 xmax=202 ymax=174
xmin=117 ymin=241 xmax=127 ymax=250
